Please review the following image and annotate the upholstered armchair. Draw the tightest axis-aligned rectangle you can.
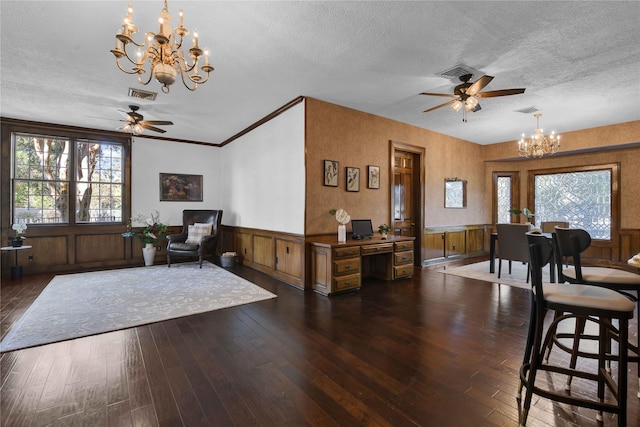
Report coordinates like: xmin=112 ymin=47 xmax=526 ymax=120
xmin=166 ymin=210 xmax=223 ymax=268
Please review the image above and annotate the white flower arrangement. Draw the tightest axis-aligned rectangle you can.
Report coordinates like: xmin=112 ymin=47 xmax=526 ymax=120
xmin=329 ymin=208 xmax=351 ymax=225
xmin=12 ymin=223 xmax=27 ymax=236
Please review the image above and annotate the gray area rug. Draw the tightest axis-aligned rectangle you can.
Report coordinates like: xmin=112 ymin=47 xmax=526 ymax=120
xmin=439 ymin=260 xmax=552 ymax=289
xmin=0 ymin=261 xmax=276 ymax=353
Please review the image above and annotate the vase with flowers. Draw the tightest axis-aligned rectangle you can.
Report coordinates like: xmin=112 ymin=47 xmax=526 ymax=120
xmin=121 ymin=211 xmax=168 ymax=265
xmin=329 ymin=208 xmax=351 ymax=243
xmin=10 ymin=223 xmax=27 ymax=247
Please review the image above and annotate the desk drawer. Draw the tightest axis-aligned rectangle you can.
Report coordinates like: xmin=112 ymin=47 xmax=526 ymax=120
xmin=394 ymin=250 xmax=413 ymax=265
xmin=334 ymin=246 xmax=361 ymax=259
xmin=334 ymin=274 xmax=361 ymax=291
xmin=334 ymin=258 xmax=360 ymax=275
xmin=394 ymin=264 xmax=413 ymax=279
xmin=361 ymin=243 xmax=393 ymax=256
xmin=395 ymin=241 xmax=413 ymax=252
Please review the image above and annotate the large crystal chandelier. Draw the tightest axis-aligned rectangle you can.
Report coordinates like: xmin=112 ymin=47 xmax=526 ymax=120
xmin=517 ymin=113 xmax=561 ymax=158
xmin=110 ymin=1 xmax=213 ymax=93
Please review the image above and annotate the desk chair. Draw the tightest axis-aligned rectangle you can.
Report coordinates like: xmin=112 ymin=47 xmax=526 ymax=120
xmin=496 ymin=223 xmax=531 ymax=282
xmin=518 ymin=232 xmax=634 ymax=426
xmin=553 ymin=226 xmax=640 ymax=395
xmin=166 ymin=210 xmax=223 ymax=268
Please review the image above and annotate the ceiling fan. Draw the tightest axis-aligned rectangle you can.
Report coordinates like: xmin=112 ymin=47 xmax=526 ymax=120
xmin=118 ymin=105 xmax=173 ymax=134
xmin=420 ymin=74 xmax=525 ymax=121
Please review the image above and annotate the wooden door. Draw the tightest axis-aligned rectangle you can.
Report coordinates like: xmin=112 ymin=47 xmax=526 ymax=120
xmin=393 ymin=150 xmax=415 ymax=236
xmin=390 ymin=143 xmax=424 ymax=265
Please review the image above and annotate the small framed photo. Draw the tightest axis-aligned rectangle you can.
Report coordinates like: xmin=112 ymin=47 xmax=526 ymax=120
xmin=324 ymin=160 xmax=339 ymax=187
xmin=346 ymin=167 xmax=360 ymax=192
xmin=160 ymin=173 xmax=203 ymax=201
xmin=367 ymin=165 xmax=380 ymax=189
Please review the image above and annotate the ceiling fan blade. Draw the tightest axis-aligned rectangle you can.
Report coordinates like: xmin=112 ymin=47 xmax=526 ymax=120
xmin=420 ymin=92 xmax=458 ymax=98
xmin=466 ymin=75 xmax=494 ymax=96
xmin=119 ymin=111 xmax=143 ymax=123
xmin=141 ymin=120 xmax=173 ymax=126
xmin=423 ymin=99 xmax=457 ymax=113
xmin=140 ymin=123 xmax=167 ymax=133
xmin=476 ymin=88 xmax=526 ymax=98
xmin=472 ymin=103 xmax=482 ymax=112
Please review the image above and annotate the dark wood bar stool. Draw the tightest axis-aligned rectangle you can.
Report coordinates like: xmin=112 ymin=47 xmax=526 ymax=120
xmin=518 ymin=232 xmax=634 ymax=426
xmin=553 ymin=226 xmax=640 ymax=396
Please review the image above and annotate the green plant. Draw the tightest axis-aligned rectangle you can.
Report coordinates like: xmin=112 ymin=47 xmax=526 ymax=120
xmin=378 ymin=224 xmax=390 ymax=234
xmin=122 ymin=211 xmax=168 ymax=244
xmin=509 ymin=208 xmax=534 ymax=218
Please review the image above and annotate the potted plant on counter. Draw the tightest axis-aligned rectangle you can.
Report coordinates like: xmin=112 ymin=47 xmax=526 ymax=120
xmin=378 ymin=224 xmax=391 ymax=240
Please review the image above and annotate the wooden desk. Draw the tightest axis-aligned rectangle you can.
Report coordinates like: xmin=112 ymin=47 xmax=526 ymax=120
xmin=1 ymin=245 xmax=33 ymax=279
xmin=308 ymin=235 xmax=415 ymax=295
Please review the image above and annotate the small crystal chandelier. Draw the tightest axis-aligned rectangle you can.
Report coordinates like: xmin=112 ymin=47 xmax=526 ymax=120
xmin=517 ymin=113 xmax=561 ymax=158
xmin=110 ymin=1 xmax=214 ymax=93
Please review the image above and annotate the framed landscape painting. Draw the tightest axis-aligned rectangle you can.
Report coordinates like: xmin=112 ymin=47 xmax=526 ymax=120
xmin=160 ymin=173 xmax=203 ymax=201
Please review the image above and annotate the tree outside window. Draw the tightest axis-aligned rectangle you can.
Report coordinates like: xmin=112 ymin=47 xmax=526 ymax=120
xmin=12 ymin=133 xmax=124 ymax=224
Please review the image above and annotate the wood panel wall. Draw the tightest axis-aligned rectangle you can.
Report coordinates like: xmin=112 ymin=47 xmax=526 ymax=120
xmin=422 ymin=224 xmax=491 ymax=265
xmin=0 ymin=225 xmax=185 ymax=277
xmin=221 ymin=225 xmax=306 ymax=290
xmin=422 ymin=224 xmax=640 ymax=269
xmin=2 ymin=223 xmax=638 ymax=281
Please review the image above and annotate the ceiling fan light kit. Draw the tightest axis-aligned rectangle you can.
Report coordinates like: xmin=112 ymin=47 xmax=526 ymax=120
xmin=517 ymin=113 xmax=561 ymax=158
xmin=110 ymin=0 xmax=214 ymax=93
xmin=421 ymin=73 xmax=525 ymax=122
xmin=119 ymin=105 xmax=173 ymax=135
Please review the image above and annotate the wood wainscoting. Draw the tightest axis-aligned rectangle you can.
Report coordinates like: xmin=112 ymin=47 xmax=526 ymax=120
xmin=0 ymin=225 xmax=183 ymax=278
xmin=3 ymin=223 xmax=637 ymax=282
xmin=219 ymin=225 xmax=305 ymax=290
xmin=422 ymin=224 xmax=491 ymax=266
xmin=419 ymin=224 xmax=640 ymax=271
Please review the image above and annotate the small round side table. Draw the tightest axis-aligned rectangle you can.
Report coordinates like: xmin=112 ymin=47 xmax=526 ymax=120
xmin=1 ymin=245 xmax=32 ymax=279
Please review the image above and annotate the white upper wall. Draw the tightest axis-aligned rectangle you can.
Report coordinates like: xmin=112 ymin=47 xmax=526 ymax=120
xmin=131 ymin=100 xmax=306 ymax=234
xmin=131 ymin=138 xmax=222 ymax=227
xmin=219 ymin=101 xmax=306 ymax=234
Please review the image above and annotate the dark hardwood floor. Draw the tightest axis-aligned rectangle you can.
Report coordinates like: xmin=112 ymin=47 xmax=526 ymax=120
xmin=1 ymin=263 xmax=638 ymax=426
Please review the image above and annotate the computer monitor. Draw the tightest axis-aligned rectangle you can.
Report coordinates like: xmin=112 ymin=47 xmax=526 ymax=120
xmin=351 ymin=219 xmax=374 ymax=240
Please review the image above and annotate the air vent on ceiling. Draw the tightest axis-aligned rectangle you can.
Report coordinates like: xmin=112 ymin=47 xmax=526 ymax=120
xmin=128 ymin=88 xmax=157 ymax=101
xmin=515 ymin=106 xmax=539 ymax=114
xmin=436 ymin=63 xmax=476 ymax=79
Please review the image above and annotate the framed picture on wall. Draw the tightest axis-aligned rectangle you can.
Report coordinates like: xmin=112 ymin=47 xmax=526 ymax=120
xmin=346 ymin=167 xmax=360 ymax=192
xmin=324 ymin=160 xmax=339 ymax=187
xmin=367 ymin=165 xmax=380 ymax=189
xmin=159 ymin=173 xmax=203 ymax=201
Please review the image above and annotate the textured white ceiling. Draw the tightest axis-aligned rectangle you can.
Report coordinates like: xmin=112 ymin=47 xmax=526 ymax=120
xmin=1 ymin=1 xmax=639 ymax=145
